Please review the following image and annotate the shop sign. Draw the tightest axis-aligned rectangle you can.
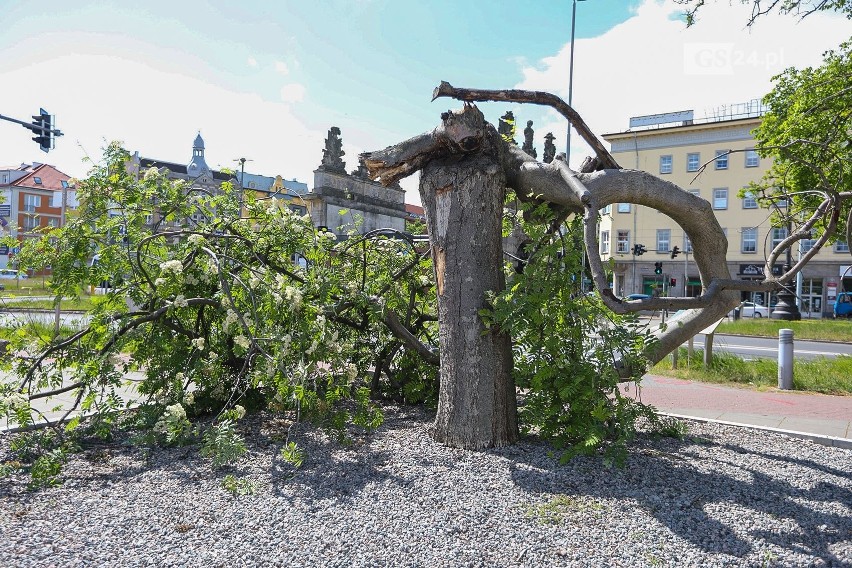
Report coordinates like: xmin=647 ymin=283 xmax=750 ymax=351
xmin=827 ymin=283 xmax=837 ymax=300
xmin=738 ymin=264 xmax=783 ymax=277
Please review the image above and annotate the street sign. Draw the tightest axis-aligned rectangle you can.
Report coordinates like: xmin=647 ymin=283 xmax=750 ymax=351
xmin=0 ymin=245 xmax=9 ymax=255
xmin=11 ymin=246 xmax=20 ymax=254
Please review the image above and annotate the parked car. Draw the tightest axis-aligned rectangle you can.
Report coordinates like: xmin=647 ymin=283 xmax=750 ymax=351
xmin=625 ymin=293 xmax=651 ymax=301
xmin=0 ymin=269 xmax=27 ymax=279
xmin=834 ymin=292 xmax=852 ymax=318
xmin=728 ymin=301 xmax=769 ymax=318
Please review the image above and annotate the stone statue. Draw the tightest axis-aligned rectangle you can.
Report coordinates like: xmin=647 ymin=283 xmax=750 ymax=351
xmin=521 ymin=120 xmax=537 ymax=159
xmin=320 ymin=126 xmax=346 ymax=172
xmin=497 ymin=111 xmax=516 ymax=145
xmin=352 ymin=157 xmax=370 ymax=180
xmin=543 ymin=132 xmax=556 ymax=164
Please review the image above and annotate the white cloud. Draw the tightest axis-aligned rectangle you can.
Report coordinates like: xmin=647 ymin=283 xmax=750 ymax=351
xmin=279 ymin=83 xmax=306 ymax=103
xmin=0 ymin=54 xmax=323 ymax=191
xmin=274 ymin=60 xmax=289 ymax=75
xmin=247 ymin=56 xmax=258 ymax=68
xmin=515 ymin=0 xmax=851 ymax=169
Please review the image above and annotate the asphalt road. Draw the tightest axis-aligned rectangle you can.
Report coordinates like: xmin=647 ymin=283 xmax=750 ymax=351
xmin=688 ymin=333 xmax=852 ymax=360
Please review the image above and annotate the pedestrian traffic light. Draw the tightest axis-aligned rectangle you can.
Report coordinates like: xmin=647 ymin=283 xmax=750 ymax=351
xmin=654 ymin=262 xmax=663 ymax=275
xmin=30 ymin=108 xmax=52 ymax=152
xmin=670 ymin=277 xmax=676 ymax=287
xmin=632 ymin=244 xmax=647 ymax=256
xmin=670 ymin=246 xmax=680 ymax=259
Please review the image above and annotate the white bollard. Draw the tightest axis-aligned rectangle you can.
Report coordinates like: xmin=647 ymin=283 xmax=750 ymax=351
xmin=778 ymin=329 xmax=794 ymax=390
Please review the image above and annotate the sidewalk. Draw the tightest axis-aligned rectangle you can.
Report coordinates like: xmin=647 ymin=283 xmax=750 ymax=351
xmin=5 ymin=373 xmax=852 ymax=451
xmin=630 ymin=374 xmax=852 ymax=449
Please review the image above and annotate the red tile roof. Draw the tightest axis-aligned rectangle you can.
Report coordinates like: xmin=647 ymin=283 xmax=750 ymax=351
xmin=8 ymin=163 xmax=71 ymax=191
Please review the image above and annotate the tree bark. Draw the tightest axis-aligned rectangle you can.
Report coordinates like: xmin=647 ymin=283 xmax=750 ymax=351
xmin=419 ymin=118 xmax=518 ymax=449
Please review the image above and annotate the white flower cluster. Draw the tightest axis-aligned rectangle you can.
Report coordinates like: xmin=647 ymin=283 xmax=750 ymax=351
xmin=192 ymin=337 xmax=206 ymax=351
xmin=159 ymin=260 xmax=183 ymax=275
xmin=153 ymin=403 xmax=187 ymax=435
xmin=345 ymin=363 xmax=357 ymax=382
xmin=234 ymin=334 xmax=251 ymax=350
xmin=188 ymin=234 xmax=205 ymax=247
xmin=284 ymin=286 xmax=303 ymax=311
xmin=305 ymin=339 xmax=319 ymax=356
xmin=2 ymin=391 xmax=28 ymax=411
xmin=223 ymin=309 xmax=239 ymax=333
xmin=233 ymin=404 xmax=246 ymax=420
xmin=174 ymin=295 xmax=189 ymax=308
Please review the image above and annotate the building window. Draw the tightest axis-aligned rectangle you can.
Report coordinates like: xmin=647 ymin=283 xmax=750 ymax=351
xmin=23 ymin=215 xmax=39 ymax=232
xmin=801 ymin=232 xmax=817 ymax=253
xmin=741 ymin=227 xmax=757 ymax=253
xmin=659 ymin=155 xmax=673 ymax=174
xmin=715 ymin=150 xmax=728 ymax=170
xmin=23 ymin=194 xmax=41 ymax=212
xmin=616 ymin=230 xmax=630 ymax=254
xmin=600 ymin=230 xmax=610 ymax=254
xmin=771 ymin=227 xmax=788 ymax=249
xmin=144 ymin=214 xmax=154 ymax=225
xmin=686 ymin=153 xmax=700 ymax=172
xmin=713 ymin=188 xmax=728 ymax=210
xmin=601 ymin=204 xmax=611 ymax=215
xmin=656 ymin=229 xmax=671 ymax=253
xmin=835 ymin=241 xmax=850 ymax=253
xmin=745 ymin=149 xmax=760 ymax=168
xmin=47 ymin=217 xmax=59 ymax=228
xmin=684 ymin=233 xmax=693 ymax=253
xmin=33 ymin=177 xmax=42 ymax=185
xmin=617 ymin=203 xmax=630 ymax=213
xmin=742 ymin=191 xmax=758 ymax=209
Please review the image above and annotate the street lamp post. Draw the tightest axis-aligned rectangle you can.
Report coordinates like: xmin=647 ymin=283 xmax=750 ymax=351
xmin=566 ymin=0 xmax=586 ymax=165
xmin=771 ymin=217 xmax=802 ymax=320
xmin=234 ymin=157 xmax=250 ymax=217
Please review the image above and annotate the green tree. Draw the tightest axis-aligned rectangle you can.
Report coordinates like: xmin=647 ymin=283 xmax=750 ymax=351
xmin=676 ymin=0 xmax=852 ymax=27
xmin=753 ymin=40 xmax=852 ymax=247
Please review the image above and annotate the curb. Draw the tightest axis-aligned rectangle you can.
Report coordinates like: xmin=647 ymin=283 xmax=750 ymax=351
xmin=661 ymin=412 xmax=852 ymax=451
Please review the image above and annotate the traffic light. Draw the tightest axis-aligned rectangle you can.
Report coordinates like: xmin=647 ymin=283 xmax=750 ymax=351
xmin=670 ymin=277 xmax=677 ymax=287
xmin=670 ymin=246 xmax=681 ymax=259
xmin=654 ymin=262 xmax=663 ymax=275
xmin=30 ymin=109 xmax=52 ymax=152
xmin=632 ymin=244 xmax=647 ymax=256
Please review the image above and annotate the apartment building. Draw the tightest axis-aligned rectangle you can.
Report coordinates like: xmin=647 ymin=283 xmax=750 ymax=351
xmin=0 ymin=162 xmax=75 ymax=271
xmin=599 ymin=104 xmax=849 ymax=318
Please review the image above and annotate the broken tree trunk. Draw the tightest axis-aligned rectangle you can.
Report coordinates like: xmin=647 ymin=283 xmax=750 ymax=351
xmin=420 ymin=134 xmax=518 ymax=449
xmin=365 ymin=105 xmax=518 ymax=449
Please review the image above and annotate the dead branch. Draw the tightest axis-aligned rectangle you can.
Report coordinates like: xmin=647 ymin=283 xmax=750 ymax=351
xmin=431 ymin=81 xmax=619 ymax=170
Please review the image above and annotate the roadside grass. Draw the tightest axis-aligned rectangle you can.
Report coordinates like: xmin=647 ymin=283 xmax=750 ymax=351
xmin=0 ymin=320 xmax=84 ymax=342
xmin=0 ymin=297 xmax=96 ymax=311
xmin=0 ymin=283 xmax=101 ymax=311
xmin=653 ymin=347 xmax=852 ymax=395
xmin=716 ymin=318 xmax=852 ymax=342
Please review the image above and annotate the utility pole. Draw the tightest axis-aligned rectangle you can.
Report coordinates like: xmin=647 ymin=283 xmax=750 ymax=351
xmin=54 ymin=181 xmax=69 ymax=337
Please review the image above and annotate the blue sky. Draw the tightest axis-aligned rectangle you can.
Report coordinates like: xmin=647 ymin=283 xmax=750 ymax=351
xmin=1 ymin=1 xmax=848 ymax=203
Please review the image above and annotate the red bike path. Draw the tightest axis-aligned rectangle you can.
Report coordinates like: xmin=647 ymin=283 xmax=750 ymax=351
xmin=628 ymin=374 xmax=852 ymax=449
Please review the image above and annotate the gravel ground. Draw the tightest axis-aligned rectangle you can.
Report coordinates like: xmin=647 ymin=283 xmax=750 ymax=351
xmin=1 ymin=406 xmax=851 ymax=568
